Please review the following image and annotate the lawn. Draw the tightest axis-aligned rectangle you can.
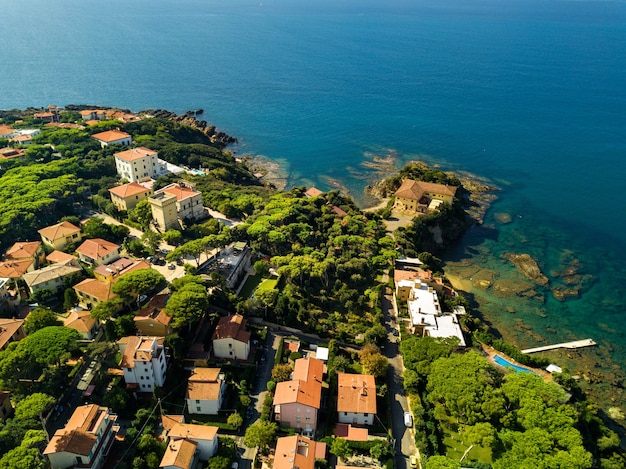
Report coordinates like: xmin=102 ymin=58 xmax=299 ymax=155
xmin=443 ymin=429 xmax=492 ymax=465
xmin=256 ymin=277 xmax=278 ymax=295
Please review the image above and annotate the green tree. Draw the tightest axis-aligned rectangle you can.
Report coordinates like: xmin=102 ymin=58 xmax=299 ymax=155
xmin=141 ymin=230 xmax=162 ymax=253
xmin=91 ymin=297 xmax=125 ymax=320
xmin=359 ymin=344 xmax=388 ymax=378
xmin=14 ymin=393 xmax=55 ymax=420
xmin=23 ymin=326 xmax=81 ymax=368
xmin=128 ymin=200 xmax=153 ymax=229
xmin=330 ymin=437 xmax=353 ymax=460
xmin=425 ymin=455 xmax=461 ymax=469
xmin=271 ymin=364 xmax=293 ymax=383
xmin=63 ymin=288 xmax=78 ymax=310
xmin=23 ymin=308 xmax=61 ymax=335
xmin=243 ymin=420 xmax=277 ymax=449
xmin=227 ymin=413 xmax=243 ymax=429
xmin=0 ymin=429 xmax=46 ymax=469
xmin=207 ymin=456 xmax=231 ymax=469
xmin=164 ymin=282 xmax=208 ymax=329
xmin=112 ymin=269 xmax=165 ymax=305
xmin=162 ymin=229 xmax=183 ymax=245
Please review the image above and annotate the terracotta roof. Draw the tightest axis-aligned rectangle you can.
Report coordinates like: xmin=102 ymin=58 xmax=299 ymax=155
xmin=160 ymin=438 xmax=197 ymax=469
xmin=134 ymin=294 xmax=172 ymax=326
xmin=161 ymin=414 xmax=185 ymax=431
xmin=331 ymin=206 xmax=347 ymax=216
xmin=161 ymin=183 xmax=200 ymax=201
xmin=44 ymin=404 xmax=112 ymax=457
xmin=0 ymin=318 xmax=24 ymax=349
xmin=335 ymin=423 xmax=368 ymax=441
xmin=187 ymin=368 xmax=223 ymax=401
xmin=4 ymin=241 xmax=41 ymax=260
xmin=0 ymin=259 xmax=33 ymax=278
xmin=0 ymin=147 xmax=24 ymax=159
xmin=45 ymin=122 xmax=84 ymax=129
xmin=212 ymin=314 xmax=250 ymax=343
xmin=73 ymin=278 xmax=117 ymax=302
xmin=337 ymin=373 xmax=377 ymax=415
xmin=304 ymin=187 xmax=324 ymax=198
xmin=109 ymin=182 xmax=152 ymax=198
xmin=395 ymin=179 xmax=457 ymax=200
xmin=38 ymin=221 xmax=81 ymax=241
xmin=64 ymin=310 xmax=96 ymax=334
xmin=0 ymin=124 xmax=14 ymax=136
xmin=168 ymin=422 xmax=218 ymax=442
xmin=76 ymin=238 xmax=120 ymax=260
xmin=292 ymin=357 xmax=324 ymax=383
xmin=114 ymin=146 xmax=157 ymax=162
xmin=274 ymin=378 xmax=322 ymax=409
xmin=274 ymin=436 xmax=323 ymax=469
xmin=92 ymin=130 xmax=132 ymax=143
xmin=94 ymin=258 xmax=151 ymax=279
xmin=47 ymin=250 xmax=77 ymax=264
xmin=23 ymin=261 xmax=82 ymax=288
xmin=119 ymin=336 xmax=163 ymax=368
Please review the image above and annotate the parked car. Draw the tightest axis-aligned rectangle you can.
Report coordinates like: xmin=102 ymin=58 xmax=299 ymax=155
xmin=154 ymin=257 xmax=166 ymax=266
xmin=167 ymin=263 xmax=175 ymax=270
xmin=404 ymin=411 xmax=413 ymax=428
xmin=410 ymin=455 xmax=418 ymax=468
xmin=175 ymin=258 xmax=184 ymax=266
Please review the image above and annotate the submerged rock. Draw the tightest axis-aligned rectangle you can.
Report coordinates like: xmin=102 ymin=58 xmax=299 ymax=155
xmin=494 ymin=212 xmax=512 ymax=224
xmin=552 ymin=286 xmax=580 ymax=301
xmin=503 ymin=253 xmax=550 ymax=286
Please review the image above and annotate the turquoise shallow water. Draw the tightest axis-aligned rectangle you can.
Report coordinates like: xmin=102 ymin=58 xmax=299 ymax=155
xmin=1 ymin=0 xmax=626 ymax=411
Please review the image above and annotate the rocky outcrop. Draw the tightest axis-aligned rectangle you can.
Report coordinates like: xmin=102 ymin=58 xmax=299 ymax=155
xmin=503 ymin=253 xmax=549 ymax=286
xmin=140 ymin=109 xmax=237 ymax=149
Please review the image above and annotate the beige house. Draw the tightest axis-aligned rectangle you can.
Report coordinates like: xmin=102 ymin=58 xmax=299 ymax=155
xmin=164 ymin=420 xmax=218 ymax=461
xmin=149 ymin=182 xmax=204 ymax=230
xmin=160 ymin=438 xmax=199 ymax=469
xmin=44 ymin=404 xmax=119 ymax=469
xmin=93 ymin=258 xmax=151 ymax=283
xmin=76 ymin=238 xmax=121 ymax=266
xmin=134 ymin=294 xmax=173 ymax=336
xmin=186 ymin=368 xmax=226 ymax=415
xmin=23 ymin=260 xmax=82 ymax=294
xmin=4 ymin=241 xmax=45 ymax=269
xmin=109 ymin=182 xmax=153 ymax=211
xmin=38 ymin=221 xmax=82 ymax=250
xmin=73 ymin=278 xmax=117 ymax=310
xmin=148 ymin=191 xmax=179 ymax=231
xmin=273 ymin=435 xmax=326 ymax=469
xmin=211 ymin=314 xmax=250 ymax=360
xmin=394 ymin=179 xmax=458 ymax=214
xmin=92 ymin=129 xmax=132 ymax=147
xmin=337 ymin=373 xmax=377 ymax=426
xmin=0 ymin=318 xmax=25 ymax=351
xmin=64 ymin=309 xmax=100 ymax=340
xmin=114 ymin=147 xmax=160 ymax=182
xmin=273 ymin=358 xmax=324 ymax=434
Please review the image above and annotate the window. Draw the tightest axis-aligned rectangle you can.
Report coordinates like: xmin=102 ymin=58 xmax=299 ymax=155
xmin=364 ymin=413 xmax=368 ymax=417
xmin=196 ymin=400 xmax=200 ymax=404
xmin=344 ymin=412 xmax=348 ymax=416
xmin=197 ymin=406 xmax=201 ymax=412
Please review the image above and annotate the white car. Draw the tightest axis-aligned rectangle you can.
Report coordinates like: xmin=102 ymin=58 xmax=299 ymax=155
xmin=404 ymin=411 xmax=413 ymax=427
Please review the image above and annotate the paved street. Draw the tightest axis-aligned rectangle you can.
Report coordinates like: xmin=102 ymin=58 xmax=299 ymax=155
xmin=382 ymin=290 xmax=417 ymax=469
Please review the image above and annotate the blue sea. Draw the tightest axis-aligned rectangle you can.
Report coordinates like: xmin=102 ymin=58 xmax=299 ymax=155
xmin=2 ymin=0 xmax=626 ymax=411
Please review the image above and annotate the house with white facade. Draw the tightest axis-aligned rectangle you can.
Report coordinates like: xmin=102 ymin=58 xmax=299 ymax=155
xmin=149 ymin=181 xmax=204 ymax=230
xmin=161 ymin=415 xmax=219 ymax=461
xmin=114 ymin=147 xmax=160 ymax=182
xmin=92 ymin=130 xmax=132 ymax=147
xmin=44 ymin=404 xmax=119 ymax=469
xmin=211 ymin=314 xmax=250 ymax=360
xmin=186 ymin=367 xmax=226 ymax=415
xmin=337 ymin=373 xmax=377 ymax=426
xmin=118 ymin=336 xmax=167 ymax=392
xmin=160 ymin=438 xmax=199 ymax=469
xmin=274 ymin=435 xmax=326 ymax=469
xmin=75 ymin=238 xmax=121 ymax=266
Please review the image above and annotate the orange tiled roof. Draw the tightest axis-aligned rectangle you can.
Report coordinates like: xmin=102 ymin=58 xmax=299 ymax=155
xmin=187 ymin=368 xmax=223 ymax=401
xmin=5 ymin=241 xmax=41 ymax=260
xmin=395 ymin=179 xmax=457 ymax=200
xmin=134 ymin=294 xmax=172 ymax=327
xmin=109 ymin=182 xmax=152 ymax=198
xmin=394 ymin=269 xmax=432 ymax=283
xmin=273 ymin=378 xmax=322 ymax=410
xmin=44 ymin=404 xmax=110 ymax=456
xmin=73 ymin=278 xmax=116 ymax=302
xmin=92 ymin=130 xmax=131 ymax=143
xmin=274 ymin=436 xmax=323 ymax=469
xmin=162 ymin=183 xmax=200 ymax=201
xmin=168 ymin=422 xmax=218 ymax=442
xmin=292 ymin=357 xmax=324 ymax=383
xmin=38 ymin=221 xmax=81 ymax=241
xmin=114 ymin=147 xmax=156 ymax=162
xmin=0 ymin=318 xmax=24 ymax=349
xmin=47 ymin=250 xmax=77 ymax=264
xmin=0 ymin=124 xmax=14 ymax=136
xmin=304 ymin=187 xmax=324 ymax=198
xmin=160 ymin=438 xmax=197 ymax=469
xmin=119 ymin=336 xmax=163 ymax=369
xmin=0 ymin=259 xmax=33 ymax=278
xmin=212 ymin=314 xmax=251 ymax=343
xmin=76 ymin=238 xmax=119 ymax=260
xmin=161 ymin=414 xmax=185 ymax=431
xmin=64 ymin=310 xmax=96 ymax=334
xmin=337 ymin=373 xmax=377 ymax=415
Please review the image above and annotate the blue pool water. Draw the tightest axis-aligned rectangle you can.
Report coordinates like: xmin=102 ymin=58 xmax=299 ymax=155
xmin=493 ymin=355 xmax=537 ymax=375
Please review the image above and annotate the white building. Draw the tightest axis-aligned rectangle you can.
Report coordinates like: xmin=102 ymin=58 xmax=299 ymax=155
xmin=186 ymin=368 xmax=226 ymax=415
xmin=162 ymin=415 xmax=219 ymax=461
xmin=337 ymin=373 xmax=377 ymax=426
xmin=211 ymin=314 xmax=250 ymax=360
xmin=118 ymin=336 xmax=167 ymax=392
xmin=44 ymin=404 xmax=119 ymax=469
xmin=150 ymin=182 xmax=204 ymax=230
xmin=114 ymin=147 xmax=160 ymax=182
xmin=92 ymin=130 xmax=132 ymax=147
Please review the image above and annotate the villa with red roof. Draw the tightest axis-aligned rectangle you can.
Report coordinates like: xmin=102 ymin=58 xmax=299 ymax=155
xmin=273 ymin=435 xmax=326 ymax=469
xmin=75 ymin=238 xmax=120 ymax=266
xmin=108 ymin=182 xmax=153 ymax=211
xmin=0 ymin=318 xmax=26 ymax=351
xmin=38 ymin=221 xmax=82 ymax=250
xmin=73 ymin=278 xmax=117 ymax=310
xmin=4 ymin=241 xmax=45 ymax=269
xmin=114 ymin=147 xmax=160 ymax=182
xmin=337 ymin=373 xmax=377 ymax=426
xmin=186 ymin=367 xmax=226 ymax=415
xmin=211 ymin=314 xmax=250 ymax=360
xmin=133 ymin=294 xmax=173 ymax=336
xmin=149 ymin=182 xmax=204 ymax=230
xmin=93 ymin=258 xmax=151 ymax=283
xmin=92 ymin=129 xmax=132 ymax=147
xmin=161 ymin=415 xmax=218 ymax=461
xmin=393 ymin=179 xmax=458 ymax=214
xmin=64 ymin=309 xmax=100 ymax=340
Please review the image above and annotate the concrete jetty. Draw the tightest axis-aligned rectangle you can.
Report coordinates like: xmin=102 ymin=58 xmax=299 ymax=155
xmin=521 ymin=339 xmax=597 ymax=354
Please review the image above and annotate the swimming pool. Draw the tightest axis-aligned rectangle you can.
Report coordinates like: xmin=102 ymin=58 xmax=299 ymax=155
xmin=493 ymin=355 xmax=537 ymax=375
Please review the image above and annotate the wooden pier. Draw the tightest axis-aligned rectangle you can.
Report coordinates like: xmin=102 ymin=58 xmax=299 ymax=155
xmin=521 ymin=339 xmax=597 ymax=354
